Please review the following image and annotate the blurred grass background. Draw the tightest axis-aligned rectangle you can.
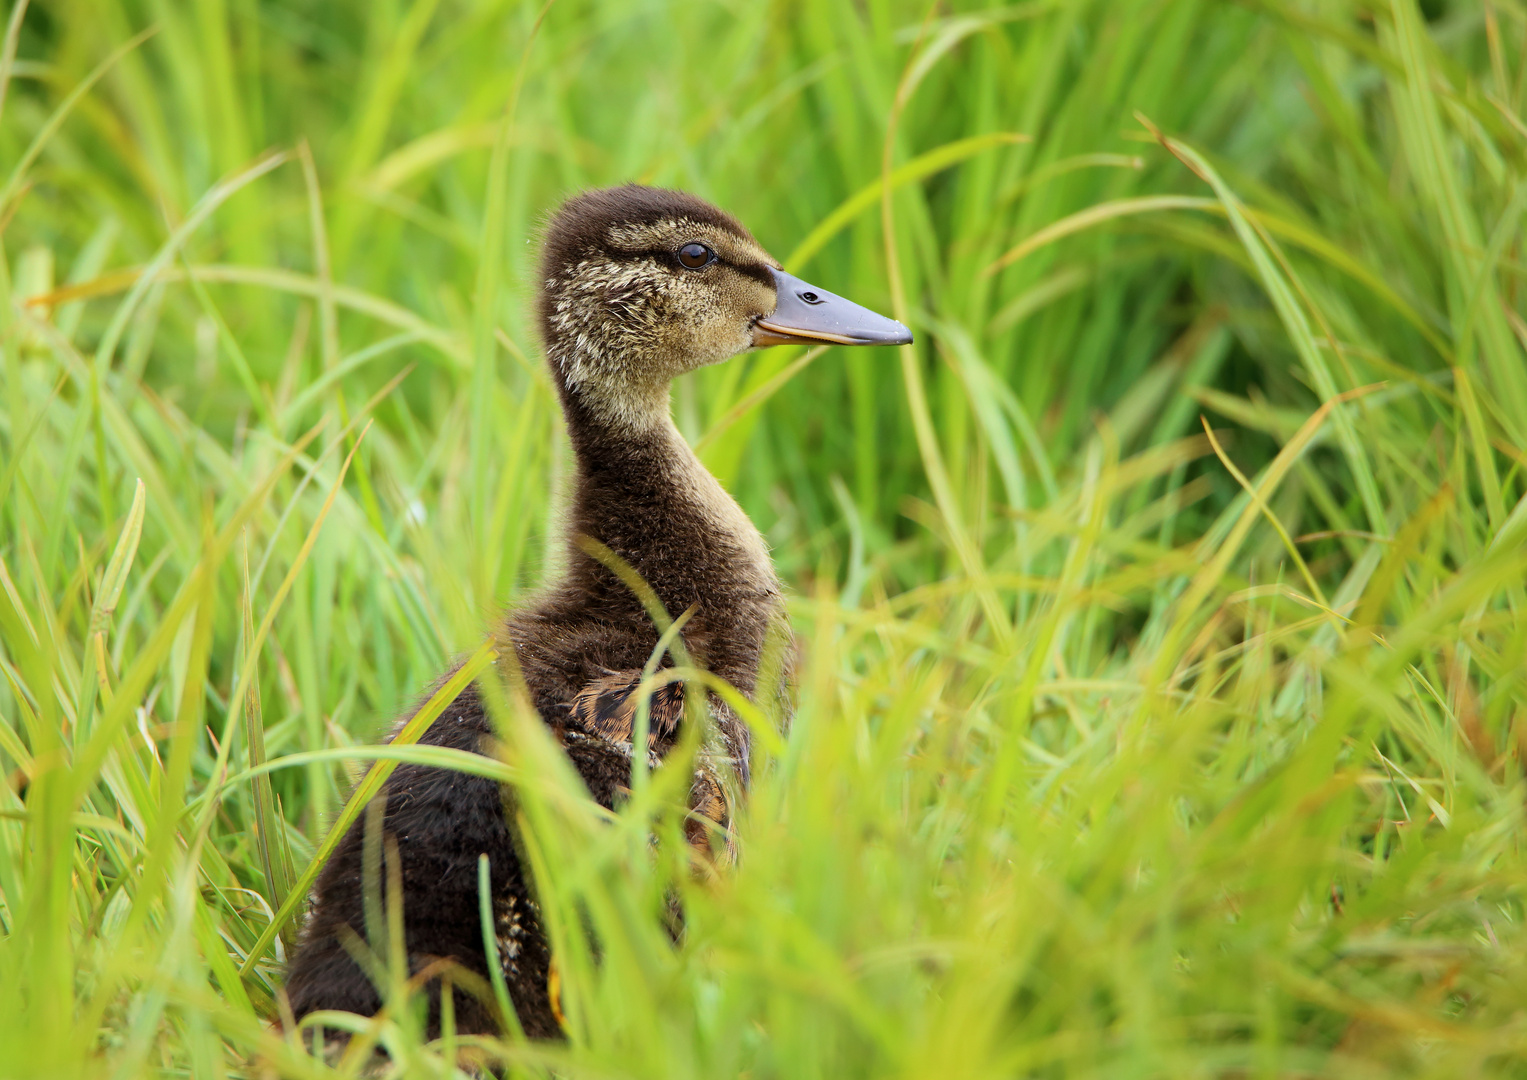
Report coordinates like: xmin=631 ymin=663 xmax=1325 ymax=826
xmin=3 ymin=0 xmax=1527 ymax=1075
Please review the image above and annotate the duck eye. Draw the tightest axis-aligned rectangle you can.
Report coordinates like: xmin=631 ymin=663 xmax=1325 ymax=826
xmin=677 ymin=242 xmax=714 ymax=269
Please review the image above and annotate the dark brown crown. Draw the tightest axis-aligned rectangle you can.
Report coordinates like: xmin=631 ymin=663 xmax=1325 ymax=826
xmin=538 ymin=184 xmax=756 ymax=288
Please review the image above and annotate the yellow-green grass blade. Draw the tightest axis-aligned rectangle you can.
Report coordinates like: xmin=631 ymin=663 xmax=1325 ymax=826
xmin=237 ymin=640 xmax=497 ymax=978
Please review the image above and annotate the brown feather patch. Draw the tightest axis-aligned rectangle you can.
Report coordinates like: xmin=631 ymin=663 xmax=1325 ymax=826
xmin=568 ymin=669 xmax=686 ymax=745
xmin=685 ymin=769 xmax=728 ymax=841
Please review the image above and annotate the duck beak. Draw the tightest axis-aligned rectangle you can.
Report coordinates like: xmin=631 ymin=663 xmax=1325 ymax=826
xmin=753 ymin=267 xmax=913 ymax=348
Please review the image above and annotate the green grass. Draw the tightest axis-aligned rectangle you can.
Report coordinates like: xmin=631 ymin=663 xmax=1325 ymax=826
xmin=2 ymin=0 xmax=1526 ymax=1075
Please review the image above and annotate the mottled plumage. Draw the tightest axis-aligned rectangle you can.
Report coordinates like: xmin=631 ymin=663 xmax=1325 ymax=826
xmin=568 ymin=670 xmax=687 ymax=747
xmin=282 ymin=184 xmax=909 ymax=1048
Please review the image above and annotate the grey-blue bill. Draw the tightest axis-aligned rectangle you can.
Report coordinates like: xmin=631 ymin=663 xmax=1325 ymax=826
xmin=753 ymin=266 xmax=913 ymax=348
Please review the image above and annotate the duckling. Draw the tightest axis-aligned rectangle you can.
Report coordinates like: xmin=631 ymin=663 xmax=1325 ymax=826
xmin=283 ymin=184 xmax=911 ymax=1042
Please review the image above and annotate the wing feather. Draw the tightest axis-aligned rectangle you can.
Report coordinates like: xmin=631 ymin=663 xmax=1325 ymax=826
xmin=567 ymin=669 xmax=686 ymax=745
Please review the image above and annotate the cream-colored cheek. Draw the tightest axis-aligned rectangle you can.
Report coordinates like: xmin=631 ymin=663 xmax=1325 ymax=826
xmin=686 ymin=315 xmax=752 ymax=368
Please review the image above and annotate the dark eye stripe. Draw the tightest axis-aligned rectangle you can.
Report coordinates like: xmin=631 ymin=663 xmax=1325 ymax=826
xmin=598 ymin=247 xmax=775 ymax=287
xmin=728 ymin=262 xmax=774 ymax=288
xmin=600 ymin=247 xmax=688 ymax=265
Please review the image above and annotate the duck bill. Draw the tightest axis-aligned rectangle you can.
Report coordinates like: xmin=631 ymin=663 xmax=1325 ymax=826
xmin=753 ymin=267 xmax=913 ymax=348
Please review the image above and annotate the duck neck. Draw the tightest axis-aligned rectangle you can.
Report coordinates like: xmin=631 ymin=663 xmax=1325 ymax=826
xmin=555 ymin=368 xmax=680 ymax=470
xmin=554 ymin=370 xmax=776 ymax=609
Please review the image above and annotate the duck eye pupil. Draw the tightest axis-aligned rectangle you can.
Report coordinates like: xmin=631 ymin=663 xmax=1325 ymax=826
xmin=678 ymin=243 xmax=711 ymax=268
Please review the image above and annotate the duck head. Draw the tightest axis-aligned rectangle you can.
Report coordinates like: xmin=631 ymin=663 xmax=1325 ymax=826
xmin=537 ymin=184 xmax=911 ymax=432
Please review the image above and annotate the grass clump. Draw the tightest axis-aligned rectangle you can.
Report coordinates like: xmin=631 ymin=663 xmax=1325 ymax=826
xmin=2 ymin=0 xmax=1527 ymax=1076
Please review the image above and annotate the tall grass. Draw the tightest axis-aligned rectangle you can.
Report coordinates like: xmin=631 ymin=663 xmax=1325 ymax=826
xmin=1 ymin=0 xmax=1525 ymax=1075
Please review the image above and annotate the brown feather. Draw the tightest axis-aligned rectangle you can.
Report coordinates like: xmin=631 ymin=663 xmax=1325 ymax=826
xmin=567 ymin=669 xmax=686 ymax=745
xmin=685 ymin=767 xmax=732 ymax=860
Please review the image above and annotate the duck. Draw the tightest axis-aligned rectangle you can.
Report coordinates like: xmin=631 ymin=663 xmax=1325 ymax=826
xmin=283 ymin=183 xmax=912 ymax=1043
